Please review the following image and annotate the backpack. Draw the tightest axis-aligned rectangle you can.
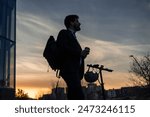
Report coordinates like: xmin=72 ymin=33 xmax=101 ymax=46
xmin=43 ymin=36 xmax=61 ymax=73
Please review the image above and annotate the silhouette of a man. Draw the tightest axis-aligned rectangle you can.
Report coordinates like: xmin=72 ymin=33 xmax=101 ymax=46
xmin=57 ymin=15 xmax=90 ymax=100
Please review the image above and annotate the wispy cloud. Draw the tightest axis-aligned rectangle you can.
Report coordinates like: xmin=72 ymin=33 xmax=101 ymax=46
xmin=16 ymin=12 xmax=61 ymax=88
xmin=16 ymin=12 xmax=62 ymax=72
xmin=16 ymin=11 xmax=150 ymax=89
xmin=16 ymin=0 xmax=150 ymax=98
xmin=79 ymin=34 xmax=150 ymax=71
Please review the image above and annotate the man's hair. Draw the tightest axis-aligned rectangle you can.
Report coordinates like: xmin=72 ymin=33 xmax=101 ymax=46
xmin=64 ymin=15 xmax=79 ymax=28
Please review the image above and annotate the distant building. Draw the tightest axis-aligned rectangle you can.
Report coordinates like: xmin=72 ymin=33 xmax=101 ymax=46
xmin=107 ymin=89 xmax=117 ymax=99
xmin=0 ymin=0 xmax=16 ymax=99
xmin=106 ymin=86 xmax=150 ymax=100
xmin=86 ymin=83 xmax=102 ymax=100
xmin=39 ymin=87 xmax=67 ymax=100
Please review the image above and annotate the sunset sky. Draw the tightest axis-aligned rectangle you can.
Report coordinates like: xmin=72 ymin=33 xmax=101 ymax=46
xmin=16 ymin=0 xmax=150 ymax=98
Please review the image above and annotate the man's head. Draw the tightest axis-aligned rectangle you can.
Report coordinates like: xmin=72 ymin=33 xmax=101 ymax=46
xmin=64 ymin=15 xmax=81 ymax=32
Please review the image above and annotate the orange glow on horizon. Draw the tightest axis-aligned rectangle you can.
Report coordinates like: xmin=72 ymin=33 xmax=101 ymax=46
xmin=16 ymin=87 xmax=51 ymax=99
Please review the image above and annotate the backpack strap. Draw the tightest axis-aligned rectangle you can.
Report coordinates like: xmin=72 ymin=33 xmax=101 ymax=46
xmin=56 ymin=69 xmax=60 ymax=78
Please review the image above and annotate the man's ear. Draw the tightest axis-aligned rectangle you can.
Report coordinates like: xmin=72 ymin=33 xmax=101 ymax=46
xmin=70 ymin=21 xmax=74 ymax=26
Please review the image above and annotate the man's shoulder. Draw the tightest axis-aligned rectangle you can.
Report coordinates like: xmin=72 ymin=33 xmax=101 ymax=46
xmin=59 ymin=29 xmax=70 ymax=34
xmin=57 ymin=29 xmax=71 ymax=39
xmin=57 ymin=29 xmax=69 ymax=41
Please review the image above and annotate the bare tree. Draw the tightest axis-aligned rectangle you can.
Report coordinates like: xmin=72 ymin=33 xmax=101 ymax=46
xmin=129 ymin=54 xmax=150 ymax=86
xmin=16 ymin=89 xmax=29 ymax=99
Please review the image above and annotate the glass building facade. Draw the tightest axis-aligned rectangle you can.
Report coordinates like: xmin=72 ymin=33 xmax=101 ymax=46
xmin=0 ymin=0 xmax=16 ymax=92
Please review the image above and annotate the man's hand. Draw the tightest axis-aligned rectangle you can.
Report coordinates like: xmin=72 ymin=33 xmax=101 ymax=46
xmin=81 ymin=47 xmax=90 ymax=59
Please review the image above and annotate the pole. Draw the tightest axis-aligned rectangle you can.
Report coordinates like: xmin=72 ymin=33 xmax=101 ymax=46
xmin=87 ymin=64 xmax=113 ymax=100
xmin=99 ymin=69 xmax=105 ymax=100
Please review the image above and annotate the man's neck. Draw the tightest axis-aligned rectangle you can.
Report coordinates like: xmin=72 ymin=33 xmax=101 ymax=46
xmin=68 ymin=28 xmax=76 ymax=34
xmin=68 ymin=28 xmax=77 ymax=38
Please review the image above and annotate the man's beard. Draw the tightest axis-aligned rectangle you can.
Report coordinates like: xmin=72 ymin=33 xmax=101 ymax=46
xmin=74 ymin=25 xmax=81 ymax=31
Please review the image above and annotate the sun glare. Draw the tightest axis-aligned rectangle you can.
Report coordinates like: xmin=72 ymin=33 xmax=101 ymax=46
xmin=16 ymin=87 xmax=51 ymax=99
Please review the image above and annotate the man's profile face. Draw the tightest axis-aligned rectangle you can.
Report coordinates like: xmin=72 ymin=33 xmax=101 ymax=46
xmin=71 ymin=19 xmax=81 ymax=31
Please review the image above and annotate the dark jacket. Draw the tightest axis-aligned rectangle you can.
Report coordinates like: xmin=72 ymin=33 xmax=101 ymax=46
xmin=56 ymin=29 xmax=84 ymax=79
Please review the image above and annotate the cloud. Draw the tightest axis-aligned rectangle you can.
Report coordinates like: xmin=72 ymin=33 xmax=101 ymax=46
xmin=79 ymin=34 xmax=150 ymax=72
xmin=16 ymin=0 xmax=150 ymax=98
xmin=16 ymin=12 xmax=62 ymax=90
xmin=17 ymin=12 xmax=61 ymax=39
xmin=16 ymin=12 xmax=62 ymax=72
xmin=17 ymin=0 xmax=150 ymax=45
xmin=17 ymin=10 xmax=150 ymax=83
